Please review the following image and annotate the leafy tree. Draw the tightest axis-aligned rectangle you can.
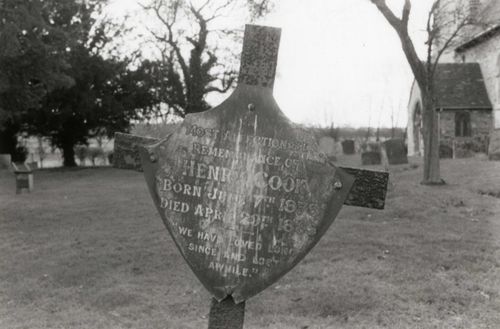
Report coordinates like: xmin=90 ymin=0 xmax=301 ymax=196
xmin=0 ymin=0 xmax=73 ymax=159
xmin=25 ymin=1 xmax=155 ymax=166
xmin=369 ymin=0 xmax=488 ymax=184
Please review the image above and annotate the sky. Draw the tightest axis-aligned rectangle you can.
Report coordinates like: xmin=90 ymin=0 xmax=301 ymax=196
xmin=106 ymin=0 xmax=436 ymax=128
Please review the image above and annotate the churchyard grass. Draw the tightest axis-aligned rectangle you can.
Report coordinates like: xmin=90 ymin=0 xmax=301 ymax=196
xmin=0 ymin=156 xmax=499 ymax=329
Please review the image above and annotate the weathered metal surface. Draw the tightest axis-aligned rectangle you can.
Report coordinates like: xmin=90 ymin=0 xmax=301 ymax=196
xmin=139 ymin=85 xmax=355 ymax=303
xmin=114 ymin=133 xmax=388 ymax=209
xmin=341 ymin=167 xmax=388 ymax=210
xmin=113 ymin=133 xmax=159 ymax=171
xmin=208 ymin=297 xmax=245 ymax=329
xmin=238 ymin=25 xmax=280 ymax=89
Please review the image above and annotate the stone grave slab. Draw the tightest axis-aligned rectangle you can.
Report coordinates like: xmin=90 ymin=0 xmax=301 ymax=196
xmin=341 ymin=140 xmax=355 ymax=154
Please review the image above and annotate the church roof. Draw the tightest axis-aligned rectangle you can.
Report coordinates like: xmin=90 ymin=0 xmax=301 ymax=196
xmin=433 ymin=63 xmax=492 ymax=109
xmin=456 ymin=24 xmax=500 ymax=52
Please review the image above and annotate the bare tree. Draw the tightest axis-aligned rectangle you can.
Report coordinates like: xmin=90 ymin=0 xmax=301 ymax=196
xmin=139 ymin=0 xmax=273 ymax=118
xmin=369 ymin=0 xmax=484 ymax=184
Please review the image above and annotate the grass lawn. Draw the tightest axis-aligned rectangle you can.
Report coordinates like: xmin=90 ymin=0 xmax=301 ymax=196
xmin=1 ymin=156 xmax=499 ymax=329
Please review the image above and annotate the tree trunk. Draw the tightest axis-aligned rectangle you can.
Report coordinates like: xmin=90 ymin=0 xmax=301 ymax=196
xmin=421 ymin=96 xmax=443 ymax=185
xmin=61 ymin=141 xmax=77 ymax=167
xmin=0 ymin=127 xmax=17 ymax=154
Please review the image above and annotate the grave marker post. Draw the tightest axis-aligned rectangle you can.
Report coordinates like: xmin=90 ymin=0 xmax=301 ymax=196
xmin=113 ymin=25 xmax=389 ymax=328
xmin=12 ymin=162 xmax=34 ymax=194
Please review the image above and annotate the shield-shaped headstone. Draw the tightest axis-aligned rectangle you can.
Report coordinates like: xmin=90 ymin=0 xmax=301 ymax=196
xmin=138 ymin=25 xmax=355 ymax=303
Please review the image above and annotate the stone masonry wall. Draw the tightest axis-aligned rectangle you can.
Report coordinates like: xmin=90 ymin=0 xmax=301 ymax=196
xmin=439 ymin=109 xmax=493 ymax=157
xmin=456 ymin=32 xmax=500 ymax=128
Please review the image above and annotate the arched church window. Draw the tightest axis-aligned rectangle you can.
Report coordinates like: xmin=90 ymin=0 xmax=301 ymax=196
xmin=455 ymin=111 xmax=471 ymax=137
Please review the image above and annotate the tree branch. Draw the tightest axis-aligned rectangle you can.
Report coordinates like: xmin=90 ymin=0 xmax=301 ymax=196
xmin=369 ymin=0 xmax=426 ymax=88
xmin=431 ymin=17 xmax=469 ymax=76
xmin=370 ymin=0 xmax=402 ymax=29
xmin=145 ymin=1 xmax=190 ymax=85
xmin=401 ymin=0 xmax=411 ymax=26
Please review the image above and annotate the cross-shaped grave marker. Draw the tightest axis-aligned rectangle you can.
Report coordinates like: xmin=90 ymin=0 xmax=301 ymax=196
xmin=113 ymin=25 xmax=389 ymax=329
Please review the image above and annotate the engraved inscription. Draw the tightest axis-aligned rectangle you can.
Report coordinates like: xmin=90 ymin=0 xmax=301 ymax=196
xmin=152 ymin=121 xmax=335 ymax=281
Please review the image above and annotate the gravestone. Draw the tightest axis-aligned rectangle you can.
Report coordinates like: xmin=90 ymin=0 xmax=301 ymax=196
xmin=318 ymin=136 xmax=337 ymax=162
xmin=361 ymin=142 xmax=381 ymax=165
xmin=0 ymin=154 xmax=11 ymax=169
xmin=12 ymin=162 xmax=33 ymax=194
xmin=488 ymin=129 xmax=500 ymax=161
xmin=113 ymin=25 xmax=388 ymax=328
xmin=381 ymin=139 xmax=408 ymax=165
xmin=439 ymin=144 xmax=453 ymax=159
xmin=341 ymin=140 xmax=355 ymax=155
xmin=113 ymin=134 xmax=158 ymax=171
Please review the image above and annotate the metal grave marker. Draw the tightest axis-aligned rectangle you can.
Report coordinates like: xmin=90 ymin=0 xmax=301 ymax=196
xmin=113 ymin=24 xmax=389 ymax=328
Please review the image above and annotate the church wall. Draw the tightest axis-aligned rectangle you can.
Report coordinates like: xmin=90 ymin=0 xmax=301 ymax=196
xmin=407 ymin=82 xmax=422 ymax=156
xmin=456 ymin=32 xmax=500 ymax=128
xmin=439 ymin=109 xmax=493 ymax=157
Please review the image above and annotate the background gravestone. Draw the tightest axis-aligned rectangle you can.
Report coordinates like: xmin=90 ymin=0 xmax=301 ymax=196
xmin=488 ymin=129 xmax=500 ymax=161
xmin=341 ymin=139 xmax=355 ymax=155
xmin=318 ymin=136 xmax=338 ymax=162
xmin=361 ymin=142 xmax=382 ymax=165
xmin=439 ymin=144 xmax=453 ymax=159
xmin=381 ymin=139 xmax=408 ymax=165
xmin=12 ymin=163 xmax=33 ymax=194
xmin=0 ymin=154 xmax=11 ymax=170
xmin=113 ymin=134 xmax=158 ymax=171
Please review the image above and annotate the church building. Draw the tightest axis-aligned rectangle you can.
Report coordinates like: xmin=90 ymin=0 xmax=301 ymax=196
xmin=407 ymin=0 xmax=500 ymax=157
